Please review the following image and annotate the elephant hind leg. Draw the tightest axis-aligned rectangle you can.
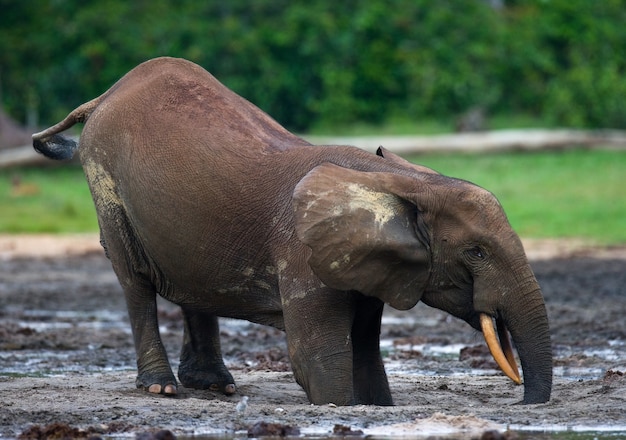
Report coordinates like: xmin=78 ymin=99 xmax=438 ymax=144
xmin=128 ymin=284 xmax=177 ymax=395
xmin=352 ymin=296 xmax=393 ymax=405
xmin=117 ymin=263 xmax=177 ymax=395
xmin=178 ymin=309 xmax=236 ymax=395
xmin=97 ymin=208 xmax=177 ymax=395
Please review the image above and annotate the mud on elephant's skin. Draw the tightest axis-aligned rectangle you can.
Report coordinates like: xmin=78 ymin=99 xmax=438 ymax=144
xmin=33 ymin=57 xmax=552 ymax=405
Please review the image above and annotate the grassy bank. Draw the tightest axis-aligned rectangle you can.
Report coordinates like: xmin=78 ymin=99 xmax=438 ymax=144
xmin=1 ymin=148 xmax=624 ymax=243
xmin=407 ymin=148 xmax=625 ymax=243
xmin=0 ymin=166 xmax=97 ymax=233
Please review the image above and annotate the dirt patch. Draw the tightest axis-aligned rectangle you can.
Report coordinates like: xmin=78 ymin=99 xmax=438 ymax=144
xmin=1 ymin=235 xmax=625 ymax=438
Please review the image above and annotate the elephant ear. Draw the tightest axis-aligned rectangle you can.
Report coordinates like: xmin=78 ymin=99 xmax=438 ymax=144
xmin=292 ymin=163 xmax=431 ymax=310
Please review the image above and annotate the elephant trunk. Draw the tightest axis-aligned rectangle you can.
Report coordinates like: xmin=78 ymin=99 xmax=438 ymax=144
xmin=500 ymin=284 xmax=553 ymax=404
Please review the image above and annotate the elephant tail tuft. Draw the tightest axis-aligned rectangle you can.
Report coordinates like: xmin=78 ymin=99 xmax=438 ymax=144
xmin=32 ymin=96 xmax=102 ymax=161
xmin=33 ymin=134 xmax=78 ymax=160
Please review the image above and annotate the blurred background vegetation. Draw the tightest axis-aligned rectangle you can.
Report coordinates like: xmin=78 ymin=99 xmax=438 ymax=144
xmin=1 ymin=0 xmax=625 ymax=242
xmin=2 ymin=0 xmax=626 ymax=132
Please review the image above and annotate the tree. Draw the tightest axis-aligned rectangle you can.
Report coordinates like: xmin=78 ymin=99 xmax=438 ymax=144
xmin=1 ymin=0 xmax=625 ymax=131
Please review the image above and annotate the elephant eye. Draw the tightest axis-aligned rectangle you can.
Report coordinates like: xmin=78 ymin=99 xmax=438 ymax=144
xmin=469 ymin=246 xmax=485 ymax=259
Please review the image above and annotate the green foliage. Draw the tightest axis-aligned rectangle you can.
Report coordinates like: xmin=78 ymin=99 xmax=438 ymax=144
xmin=501 ymin=0 xmax=626 ymax=128
xmin=1 ymin=0 xmax=626 ymax=131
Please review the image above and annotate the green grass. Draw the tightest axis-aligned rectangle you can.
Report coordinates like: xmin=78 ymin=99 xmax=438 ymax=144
xmin=407 ymin=149 xmax=626 ymax=244
xmin=1 ymin=149 xmax=624 ymax=243
xmin=0 ymin=166 xmax=98 ymax=233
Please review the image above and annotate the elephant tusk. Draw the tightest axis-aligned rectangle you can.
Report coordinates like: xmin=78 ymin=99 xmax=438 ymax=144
xmin=480 ymin=314 xmax=522 ymax=385
xmin=496 ymin=317 xmax=521 ymax=381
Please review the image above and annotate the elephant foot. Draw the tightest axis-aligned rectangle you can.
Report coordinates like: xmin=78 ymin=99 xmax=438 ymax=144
xmin=209 ymin=382 xmax=237 ymax=395
xmin=178 ymin=366 xmax=236 ymax=395
xmin=136 ymin=372 xmax=178 ymax=395
xmin=148 ymin=383 xmax=177 ymax=395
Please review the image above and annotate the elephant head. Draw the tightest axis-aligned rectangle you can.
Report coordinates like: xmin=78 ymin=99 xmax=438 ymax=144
xmin=292 ymin=159 xmax=552 ymax=404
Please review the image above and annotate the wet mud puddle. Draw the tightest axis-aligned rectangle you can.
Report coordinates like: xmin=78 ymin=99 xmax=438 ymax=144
xmin=3 ymin=311 xmax=624 ymax=381
xmin=2 ymin=316 xmax=626 ymax=438
xmin=3 ymin=311 xmax=626 ymax=439
xmin=1 ymin=248 xmax=626 ymax=438
xmin=380 ymin=315 xmax=626 ymax=381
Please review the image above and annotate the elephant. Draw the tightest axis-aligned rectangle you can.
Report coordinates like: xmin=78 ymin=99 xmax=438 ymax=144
xmin=32 ymin=57 xmax=552 ymax=405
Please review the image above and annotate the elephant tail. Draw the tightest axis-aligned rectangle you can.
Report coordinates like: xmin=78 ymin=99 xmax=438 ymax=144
xmin=32 ymin=96 xmax=102 ymax=160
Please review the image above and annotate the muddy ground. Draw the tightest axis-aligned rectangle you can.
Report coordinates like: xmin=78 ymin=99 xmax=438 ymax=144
xmin=0 ymin=235 xmax=625 ymax=438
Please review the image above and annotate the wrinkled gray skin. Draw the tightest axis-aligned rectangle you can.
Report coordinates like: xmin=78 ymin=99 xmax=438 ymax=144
xmin=33 ymin=57 xmax=551 ymax=405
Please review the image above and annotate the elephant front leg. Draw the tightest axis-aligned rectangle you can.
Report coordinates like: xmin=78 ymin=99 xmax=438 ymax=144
xmin=177 ymin=309 xmax=236 ymax=395
xmin=352 ymin=296 xmax=393 ymax=405
xmin=283 ymin=288 xmax=357 ymax=405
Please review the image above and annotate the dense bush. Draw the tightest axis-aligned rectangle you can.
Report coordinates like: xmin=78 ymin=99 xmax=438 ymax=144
xmin=1 ymin=0 xmax=625 ymax=131
xmin=499 ymin=0 xmax=626 ymax=128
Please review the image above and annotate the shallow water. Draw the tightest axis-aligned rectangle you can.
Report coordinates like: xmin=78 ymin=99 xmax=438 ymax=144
xmin=4 ymin=311 xmax=625 ymax=381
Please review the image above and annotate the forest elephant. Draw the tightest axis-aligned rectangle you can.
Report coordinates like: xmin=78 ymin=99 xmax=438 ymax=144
xmin=33 ymin=57 xmax=552 ymax=405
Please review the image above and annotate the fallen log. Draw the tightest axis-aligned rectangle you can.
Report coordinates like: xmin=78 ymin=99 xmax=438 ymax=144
xmin=307 ymin=128 xmax=626 ymax=154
